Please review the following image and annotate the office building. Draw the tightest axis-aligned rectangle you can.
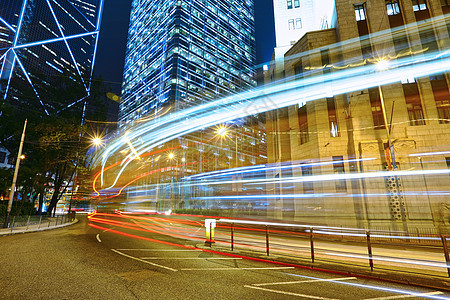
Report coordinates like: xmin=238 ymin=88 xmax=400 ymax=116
xmin=0 ymin=0 xmax=104 ymax=115
xmin=119 ymin=0 xmax=257 ymax=124
xmin=266 ymin=0 xmax=450 ymax=232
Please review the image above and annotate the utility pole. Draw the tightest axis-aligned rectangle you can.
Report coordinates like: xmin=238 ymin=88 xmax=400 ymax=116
xmin=3 ymin=119 xmax=27 ymax=228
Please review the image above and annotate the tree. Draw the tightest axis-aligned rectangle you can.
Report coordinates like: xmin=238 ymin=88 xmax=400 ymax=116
xmin=0 ymin=74 xmax=114 ymax=217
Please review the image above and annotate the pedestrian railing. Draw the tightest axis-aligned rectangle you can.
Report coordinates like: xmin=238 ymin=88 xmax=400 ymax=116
xmin=1 ymin=213 xmax=76 ymax=234
xmin=210 ymin=219 xmax=450 ymax=278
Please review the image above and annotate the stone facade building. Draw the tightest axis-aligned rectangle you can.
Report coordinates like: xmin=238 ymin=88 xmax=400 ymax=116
xmin=266 ymin=0 xmax=450 ymax=232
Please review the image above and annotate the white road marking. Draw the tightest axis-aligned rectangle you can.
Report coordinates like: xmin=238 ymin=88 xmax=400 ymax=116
xmin=111 ymin=249 xmax=178 ymax=272
xmin=253 ymin=277 xmax=357 ymax=287
xmin=181 ymin=267 xmax=295 ymax=271
xmin=141 ymin=257 xmax=242 ymax=260
xmin=244 ymin=285 xmax=337 ymax=299
xmin=102 ymin=227 xmax=115 ymax=233
xmin=116 ymin=249 xmax=201 ymax=252
xmin=363 ymin=291 xmax=443 ymax=300
xmin=96 ymin=234 xmax=102 ymax=243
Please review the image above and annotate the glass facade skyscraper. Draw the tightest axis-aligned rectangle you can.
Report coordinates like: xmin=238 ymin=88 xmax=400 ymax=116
xmin=119 ymin=0 xmax=257 ymax=124
xmin=0 ymin=0 xmax=104 ymax=115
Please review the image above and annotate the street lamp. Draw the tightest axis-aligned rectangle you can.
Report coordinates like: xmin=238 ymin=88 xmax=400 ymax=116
xmin=215 ymin=125 xmax=238 ymax=169
xmin=376 ymin=59 xmax=397 ymax=170
xmin=168 ymin=153 xmax=179 ymax=209
xmin=4 ymin=119 xmax=27 ymax=228
xmin=92 ymin=137 xmax=102 ymax=146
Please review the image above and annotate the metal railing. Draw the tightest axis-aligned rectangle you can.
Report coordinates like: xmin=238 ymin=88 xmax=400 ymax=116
xmin=1 ymin=212 xmax=76 ymax=234
xmin=213 ymin=219 xmax=450 ymax=278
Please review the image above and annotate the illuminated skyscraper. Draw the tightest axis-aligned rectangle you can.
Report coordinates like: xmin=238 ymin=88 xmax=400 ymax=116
xmin=0 ymin=0 xmax=104 ymax=115
xmin=119 ymin=0 xmax=257 ymax=124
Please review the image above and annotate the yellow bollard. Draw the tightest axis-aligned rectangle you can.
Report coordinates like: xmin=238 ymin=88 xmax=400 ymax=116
xmin=205 ymin=219 xmax=216 ymax=246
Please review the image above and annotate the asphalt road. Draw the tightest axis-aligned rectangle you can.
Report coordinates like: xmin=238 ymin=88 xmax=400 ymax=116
xmin=0 ymin=215 xmax=449 ymax=300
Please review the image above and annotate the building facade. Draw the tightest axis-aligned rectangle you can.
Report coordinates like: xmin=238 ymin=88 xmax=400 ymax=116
xmin=266 ymin=0 xmax=450 ymax=232
xmin=270 ymin=0 xmax=337 ymax=78
xmin=112 ymin=0 xmax=266 ymax=210
xmin=119 ymin=0 xmax=257 ymax=124
xmin=0 ymin=0 xmax=104 ymax=115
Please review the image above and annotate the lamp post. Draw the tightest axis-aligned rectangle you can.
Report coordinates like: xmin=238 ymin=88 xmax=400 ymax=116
xmin=168 ymin=153 xmax=179 ymax=209
xmin=216 ymin=125 xmax=240 ymax=212
xmin=4 ymin=119 xmax=27 ymax=228
xmin=216 ymin=126 xmax=238 ymax=168
xmin=376 ymin=59 xmax=407 ymax=232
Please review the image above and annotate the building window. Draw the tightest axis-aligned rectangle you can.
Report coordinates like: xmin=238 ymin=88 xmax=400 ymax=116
xmin=403 ymin=83 xmax=425 ymax=126
xmin=355 ymin=4 xmax=367 ymax=21
xmin=442 ymin=0 xmax=450 ymax=13
xmin=295 ymin=18 xmax=302 ymax=29
xmin=0 ymin=152 xmax=6 ymax=164
xmin=294 ymin=59 xmax=303 ymax=78
xmin=436 ymin=100 xmax=450 ymax=123
xmin=333 ymin=156 xmax=347 ymax=192
xmin=327 ymin=97 xmax=340 ymax=137
xmin=294 ymin=0 xmax=300 ymax=8
xmin=288 ymin=19 xmax=295 ymax=30
xmin=446 ymin=157 xmax=450 ymax=169
xmin=412 ymin=0 xmax=428 ymax=11
xmin=430 ymin=75 xmax=450 ymax=124
xmin=419 ymin=29 xmax=438 ymax=53
xmin=369 ymin=87 xmax=386 ymax=129
xmin=298 ymin=104 xmax=309 ymax=145
xmin=302 ymin=165 xmax=313 ymax=193
xmin=386 ymin=0 xmax=401 ymax=15
xmin=287 ymin=0 xmax=293 ymax=9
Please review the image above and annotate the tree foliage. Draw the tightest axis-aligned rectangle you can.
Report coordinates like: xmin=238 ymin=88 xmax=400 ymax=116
xmin=0 ymin=75 xmax=114 ymax=216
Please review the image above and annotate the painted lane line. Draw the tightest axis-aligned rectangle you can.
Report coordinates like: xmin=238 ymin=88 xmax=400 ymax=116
xmin=140 ymin=257 xmax=242 ymax=260
xmin=253 ymin=277 xmax=357 ymax=287
xmin=244 ymin=285 xmax=337 ymax=300
xmin=181 ymin=267 xmax=295 ymax=271
xmin=102 ymin=227 xmax=114 ymax=233
xmin=111 ymin=249 xmax=178 ymax=272
xmin=96 ymin=234 xmax=102 ymax=243
xmin=363 ymin=291 xmax=444 ymax=300
xmin=283 ymin=273 xmax=450 ymax=300
xmin=116 ymin=249 xmax=201 ymax=252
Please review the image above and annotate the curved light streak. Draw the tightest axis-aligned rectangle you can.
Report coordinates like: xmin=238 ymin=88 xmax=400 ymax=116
xmin=92 ymin=16 xmax=450 ymax=190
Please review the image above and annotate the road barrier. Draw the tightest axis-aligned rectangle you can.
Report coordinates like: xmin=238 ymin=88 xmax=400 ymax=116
xmin=1 ymin=213 xmax=76 ymax=235
xmin=215 ymin=219 xmax=450 ymax=278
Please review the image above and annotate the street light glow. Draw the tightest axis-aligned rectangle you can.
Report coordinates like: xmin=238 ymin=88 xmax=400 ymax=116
xmin=216 ymin=125 xmax=229 ymax=138
xmin=375 ymin=58 xmax=390 ymax=71
xmin=168 ymin=153 xmax=175 ymax=159
xmin=93 ymin=137 xmax=102 ymax=146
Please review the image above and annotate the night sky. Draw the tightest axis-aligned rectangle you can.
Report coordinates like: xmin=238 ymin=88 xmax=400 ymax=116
xmin=94 ymin=0 xmax=276 ymax=96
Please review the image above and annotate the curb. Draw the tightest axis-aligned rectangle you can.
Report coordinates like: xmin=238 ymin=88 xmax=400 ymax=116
xmin=0 ymin=219 xmax=79 ymax=237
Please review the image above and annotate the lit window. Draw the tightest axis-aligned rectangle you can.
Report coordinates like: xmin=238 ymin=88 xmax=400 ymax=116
xmin=412 ymin=0 xmax=427 ymax=11
xmin=354 ymin=4 xmax=366 ymax=21
xmin=295 ymin=18 xmax=302 ymax=29
xmin=287 ymin=0 xmax=293 ymax=9
xmin=288 ymin=19 xmax=295 ymax=30
xmin=294 ymin=0 xmax=300 ymax=8
xmin=386 ymin=0 xmax=401 ymax=15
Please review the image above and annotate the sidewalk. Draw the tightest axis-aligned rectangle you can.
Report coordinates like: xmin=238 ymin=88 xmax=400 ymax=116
xmin=0 ymin=217 xmax=78 ymax=236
